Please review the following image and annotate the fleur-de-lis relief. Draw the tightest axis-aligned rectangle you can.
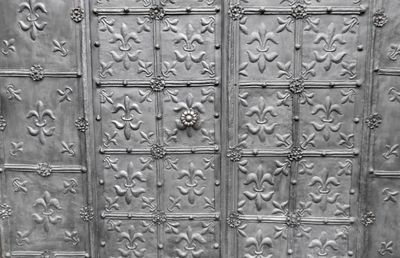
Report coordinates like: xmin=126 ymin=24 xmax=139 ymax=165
xmin=174 ymin=93 xmax=205 ymax=137
xmin=64 ymin=230 xmax=80 ymax=246
xmin=342 ymin=16 xmax=359 ymax=34
xmin=313 ymin=23 xmax=347 ymax=71
xmin=12 ymin=177 xmax=28 ymax=193
xmin=60 ymin=141 xmax=75 ymax=157
xmin=388 ymin=43 xmax=400 ymax=61
xmin=382 ymin=144 xmax=399 ymax=160
xmin=114 ymin=162 xmax=146 ymax=204
xmin=57 ymin=86 xmax=73 ymax=103
xmin=201 ymin=17 xmax=215 ymax=34
xmin=337 ymin=159 xmax=352 ymax=176
xmin=109 ymin=23 xmax=141 ymax=70
xmin=10 ymin=141 xmax=24 ymax=156
xmin=99 ymin=61 xmax=114 ymax=78
xmin=18 ymin=0 xmax=48 ymax=40
xmin=26 ymin=100 xmax=56 ymax=144
xmin=99 ymin=16 xmax=115 ymax=33
xmin=52 ymin=39 xmax=68 ymax=57
xmin=175 ymin=226 xmax=207 ymax=258
xmin=32 ymin=191 xmax=62 ymax=233
xmin=245 ymin=97 xmax=278 ymax=142
xmin=1 ymin=38 xmax=16 ymax=55
xmin=382 ymin=188 xmax=399 ymax=203
xmin=340 ymin=60 xmax=357 ymax=79
xmin=244 ymin=229 xmax=273 ymax=258
xmin=6 ymin=84 xmax=22 ymax=101
xmin=63 ymin=178 xmax=78 ymax=194
xmin=243 ymin=164 xmax=274 ymax=211
xmin=111 ymin=95 xmax=143 ymax=140
xmin=103 ymin=131 xmax=118 ymax=147
xmin=340 ymin=89 xmax=356 ymax=104
xmin=378 ymin=241 xmax=394 ymax=256
xmin=174 ymin=24 xmax=206 ymax=70
xmin=310 ymin=96 xmax=342 ymax=141
xmin=308 ymin=231 xmax=339 ymax=257
xmin=103 ymin=155 xmax=119 ymax=171
xmin=388 ymin=87 xmax=400 ymax=103
xmin=177 ymin=162 xmax=206 ymax=205
xmin=309 ymin=168 xmax=340 ymax=198
xmin=99 ymin=89 xmax=114 ymax=104
xmin=246 ymin=23 xmax=279 ymax=73
xmin=111 ymin=225 xmax=146 ymax=258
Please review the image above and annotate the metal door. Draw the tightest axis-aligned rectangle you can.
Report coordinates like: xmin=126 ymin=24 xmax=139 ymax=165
xmin=0 ymin=0 xmax=399 ymax=257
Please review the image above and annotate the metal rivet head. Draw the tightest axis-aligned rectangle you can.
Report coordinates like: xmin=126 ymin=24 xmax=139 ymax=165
xmin=356 ymin=80 xmax=362 ymax=87
xmin=191 ymin=148 xmax=196 ymax=153
xmin=322 ymin=151 xmax=327 ymax=157
xmin=327 ymin=6 xmax=332 ymax=13
xmin=369 ymin=168 xmax=374 ymax=174
xmin=293 ymin=116 xmax=299 ymax=121
xmin=214 ymin=79 xmax=219 ymax=86
xmin=215 ymin=214 xmax=220 ymax=220
xmin=215 ymin=44 xmax=221 ymax=49
xmin=126 ymin=148 xmax=132 ymax=153
xmin=186 ymin=81 xmax=191 ymax=86
xmin=156 ymin=114 xmax=162 ymax=120
xmin=354 ymin=149 xmax=359 ymax=156
xmin=324 ymin=218 xmax=328 ymax=224
xmin=189 ymin=215 xmax=194 ymax=220
xmin=215 ymin=180 xmax=220 ymax=186
xmin=350 ymin=189 xmax=355 ymax=194
xmin=100 ymin=241 xmax=106 ymax=247
xmin=329 ymin=82 xmax=335 ymax=88
xmin=348 ymin=251 xmax=354 ymax=256
xmin=158 ymin=244 xmax=164 ymax=249
xmin=214 ymin=145 xmax=219 ymax=152
xmin=261 ymin=83 xmax=267 ymax=88
xmin=81 ymin=167 xmax=87 ymax=173
xmin=157 ymin=181 xmax=163 ymax=187
xmin=99 ymin=147 xmax=105 ymax=154
xmin=123 ymin=80 xmax=128 ymax=86
xmin=257 ymin=216 xmax=262 ymax=222
xmin=357 ymin=45 xmax=364 ymax=51
xmin=96 ymin=115 xmax=101 ymax=121
xmin=288 ymin=249 xmax=293 ymax=255
xmin=186 ymin=7 xmax=192 ymax=12
xmin=215 ymin=7 xmax=220 ymax=12
xmin=5 ymin=253 xmax=11 ymax=258
xmin=291 ymin=180 xmax=297 ymax=185
xmin=94 ymin=41 xmax=100 ymax=47
xmin=252 ymin=149 xmax=258 ymax=156
xmin=214 ymin=243 xmax=220 ymax=249
xmin=99 ymin=179 xmax=104 ymax=185
xmin=100 ymin=212 xmax=106 ymax=219
xmin=353 ymin=117 xmax=359 ymax=123
xmin=85 ymin=253 xmax=90 ymax=258
xmin=214 ymin=113 xmax=220 ymax=118
xmin=92 ymin=8 xmax=98 ymax=14
xmin=295 ymin=43 xmax=301 ymax=50
xmin=155 ymin=44 xmax=160 ymax=50
xmin=259 ymin=8 xmax=265 ymax=14
xmin=123 ymin=7 xmax=129 ymax=13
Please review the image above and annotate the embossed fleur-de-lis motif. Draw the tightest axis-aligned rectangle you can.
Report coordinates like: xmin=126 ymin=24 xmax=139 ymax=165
xmin=111 ymin=225 xmax=146 ymax=258
xmin=243 ymin=164 xmax=274 ymax=211
xmin=308 ymin=169 xmax=340 ymax=211
xmin=177 ymin=162 xmax=206 ymax=205
xmin=244 ymin=229 xmax=273 ymax=258
xmin=388 ymin=43 xmax=400 ymax=61
xmin=18 ymin=0 xmax=48 ymax=40
xmin=32 ymin=191 xmax=62 ymax=233
xmin=175 ymin=226 xmax=207 ymax=258
xmin=308 ymin=231 xmax=339 ymax=257
xmin=57 ymin=87 xmax=73 ymax=103
xmin=109 ymin=23 xmax=141 ymax=70
xmin=6 ymin=84 xmax=22 ymax=101
xmin=313 ymin=23 xmax=347 ymax=71
xmin=112 ymin=95 xmax=143 ymax=140
xmin=174 ymin=24 xmax=206 ymax=70
xmin=310 ymin=96 xmax=342 ymax=141
xmin=388 ymin=87 xmax=400 ymax=103
xmin=114 ymin=162 xmax=146 ymax=204
xmin=245 ymin=97 xmax=278 ymax=142
xmin=26 ymin=100 xmax=56 ymax=144
xmin=246 ymin=23 xmax=279 ymax=74
xmin=378 ymin=241 xmax=394 ymax=256
xmin=174 ymin=93 xmax=205 ymax=137
xmin=1 ymin=38 xmax=16 ymax=55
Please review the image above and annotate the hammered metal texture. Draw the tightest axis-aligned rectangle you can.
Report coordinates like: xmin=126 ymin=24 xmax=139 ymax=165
xmin=0 ymin=0 xmax=399 ymax=257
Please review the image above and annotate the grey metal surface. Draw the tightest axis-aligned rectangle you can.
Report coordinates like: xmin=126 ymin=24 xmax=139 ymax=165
xmin=0 ymin=0 xmax=399 ymax=257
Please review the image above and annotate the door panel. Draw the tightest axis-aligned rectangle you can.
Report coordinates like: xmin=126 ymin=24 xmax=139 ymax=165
xmin=1 ymin=0 xmax=399 ymax=257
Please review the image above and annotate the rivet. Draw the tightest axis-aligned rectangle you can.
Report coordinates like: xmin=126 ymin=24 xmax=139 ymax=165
xmin=252 ymin=149 xmax=258 ymax=156
xmin=81 ymin=166 xmax=87 ymax=173
xmin=128 ymin=213 xmax=133 ymax=219
xmin=157 ymin=181 xmax=163 ymax=187
xmin=214 ymin=145 xmax=219 ymax=152
xmin=259 ymin=8 xmax=265 ymax=14
xmin=293 ymin=116 xmax=299 ymax=121
xmin=261 ymin=82 xmax=267 ymax=88
xmin=288 ymin=249 xmax=293 ymax=255
xmin=155 ymin=44 xmax=160 ymax=50
xmin=92 ymin=8 xmax=98 ymax=14
xmin=295 ymin=43 xmax=301 ymax=50
xmin=99 ymin=147 xmax=105 ymax=154
xmin=322 ymin=151 xmax=326 ymax=157
xmin=123 ymin=7 xmax=129 ymax=13
xmin=353 ymin=117 xmax=359 ymax=123
xmin=324 ymin=217 xmax=328 ymax=224
xmin=213 ymin=243 xmax=220 ymax=249
xmin=327 ymin=6 xmax=332 ymax=13
xmin=215 ymin=214 xmax=220 ymax=220
xmin=215 ymin=7 xmax=220 ymax=12
xmin=156 ymin=114 xmax=162 ymax=120
xmin=369 ymin=168 xmax=374 ymax=174
xmin=356 ymin=80 xmax=362 ymax=87
xmin=94 ymin=41 xmax=100 ymax=47
xmin=257 ymin=216 xmax=262 ymax=222
xmin=85 ymin=253 xmax=90 ymax=258
xmin=186 ymin=81 xmax=191 ymax=86
xmin=123 ymin=80 xmax=128 ymax=86
xmin=101 ymin=212 xmax=106 ymax=219
xmin=348 ymin=251 xmax=354 ymax=256
xmin=357 ymin=45 xmax=363 ymax=51
xmin=353 ymin=149 xmax=359 ymax=156
xmin=100 ymin=241 xmax=106 ymax=247
xmin=329 ymin=82 xmax=335 ymax=88
xmin=189 ymin=215 xmax=194 ymax=220
xmin=186 ymin=7 xmax=192 ymax=13
xmin=374 ymin=67 xmax=379 ymax=72
xmin=77 ymin=72 xmax=82 ymax=77
xmin=96 ymin=115 xmax=101 ymax=121
xmin=95 ymin=79 xmax=101 ymax=86
xmin=215 ymin=44 xmax=221 ymax=49
xmin=215 ymin=180 xmax=220 ymax=186
xmin=126 ymin=148 xmax=132 ymax=153
xmin=158 ymin=244 xmax=164 ymax=249
xmin=291 ymin=179 xmax=297 ymax=185
xmin=5 ymin=253 xmax=11 ymax=258
xmin=214 ymin=113 xmax=220 ymax=118
xmin=350 ymin=217 xmax=356 ymax=224
xmin=214 ymin=79 xmax=219 ymax=86
xmin=191 ymin=148 xmax=196 ymax=153
xmin=99 ymin=179 xmax=104 ymax=185
xmin=350 ymin=189 xmax=355 ymax=194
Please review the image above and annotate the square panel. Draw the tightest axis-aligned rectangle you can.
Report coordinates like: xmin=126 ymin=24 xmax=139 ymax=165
xmin=160 ymin=15 xmax=219 ymax=81
xmin=299 ymin=88 xmax=359 ymax=150
xmin=238 ymin=15 xmax=294 ymax=81
xmin=1 ymin=77 xmax=83 ymax=165
xmin=6 ymin=171 xmax=87 ymax=251
xmin=99 ymin=155 xmax=157 ymax=214
xmin=237 ymin=157 xmax=290 ymax=216
xmin=163 ymin=154 xmax=219 ymax=214
xmin=162 ymin=87 xmax=219 ymax=147
xmin=238 ymin=88 xmax=292 ymax=150
xmin=99 ymin=88 xmax=156 ymax=149
xmin=96 ymin=15 xmax=155 ymax=80
xmin=163 ymin=221 xmax=220 ymax=258
xmin=372 ymin=75 xmax=400 ymax=172
xmin=302 ymin=15 xmax=362 ymax=81
xmin=0 ymin=0 xmax=80 ymax=71
xmin=295 ymin=158 xmax=353 ymax=217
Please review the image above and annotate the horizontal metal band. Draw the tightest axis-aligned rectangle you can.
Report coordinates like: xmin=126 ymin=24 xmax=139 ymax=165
xmin=243 ymin=5 xmax=366 ymax=15
xmin=11 ymin=251 xmax=88 ymax=257
xmin=0 ymin=70 xmax=81 ymax=78
xmin=93 ymin=7 xmax=218 ymax=15
xmin=377 ymin=68 xmax=400 ymax=76
xmin=239 ymin=80 xmax=361 ymax=89
xmin=96 ymin=79 xmax=218 ymax=87
xmin=372 ymin=170 xmax=400 ymax=177
xmin=99 ymin=146 xmax=219 ymax=154
xmin=3 ymin=164 xmax=86 ymax=173
xmin=241 ymin=149 xmax=358 ymax=158
xmin=239 ymin=215 xmax=355 ymax=225
xmin=101 ymin=211 xmax=220 ymax=220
